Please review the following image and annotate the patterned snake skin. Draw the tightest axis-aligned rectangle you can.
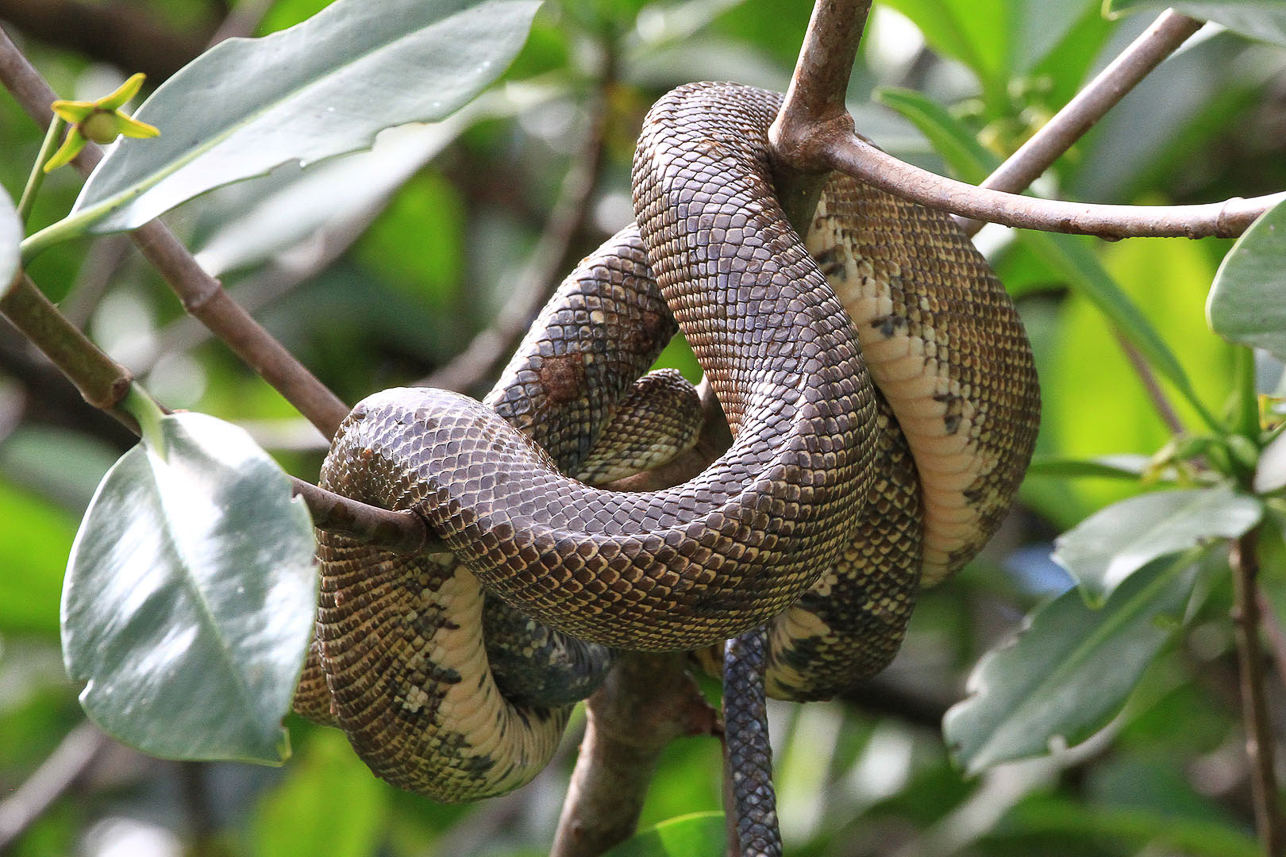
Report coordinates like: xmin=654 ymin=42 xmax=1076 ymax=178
xmin=295 ymin=82 xmax=1041 ymax=802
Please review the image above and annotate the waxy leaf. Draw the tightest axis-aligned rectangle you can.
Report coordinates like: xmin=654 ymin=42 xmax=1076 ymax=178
xmin=72 ymin=0 xmax=542 ymax=233
xmin=1053 ymin=486 xmax=1261 ymax=604
xmin=1207 ymin=197 xmax=1286 ymax=361
xmin=63 ymin=412 xmax=316 ymax=763
xmin=944 ymin=554 xmax=1204 ymax=775
xmin=1109 ymin=1 xmax=1286 ymax=47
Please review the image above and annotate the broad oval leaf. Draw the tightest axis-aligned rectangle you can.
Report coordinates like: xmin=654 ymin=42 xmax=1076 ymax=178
xmin=0 ymin=185 xmax=19 ymax=298
xmin=1053 ymin=486 xmax=1261 ymax=604
xmin=944 ymin=554 xmax=1204 ymax=775
xmin=1208 ymin=197 xmax=1286 ymax=361
xmin=603 ymin=812 xmax=727 ymax=857
xmin=1109 ymin=1 xmax=1286 ymax=48
xmin=72 ymin=0 xmax=542 ymax=233
xmin=62 ymin=412 xmax=316 ymax=763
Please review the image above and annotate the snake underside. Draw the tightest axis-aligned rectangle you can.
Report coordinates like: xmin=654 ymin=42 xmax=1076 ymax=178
xmin=294 ymin=82 xmax=1040 ymax=801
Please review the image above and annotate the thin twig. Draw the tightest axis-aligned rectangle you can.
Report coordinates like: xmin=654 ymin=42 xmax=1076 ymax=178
xmin=0 ymin=722 xmax=110 ymax=851
xmin=823 ymin=133 xmax=1281 ymax=239
xmin=1115 ymin=331 xmax=1185 ymax=435
xmin=960 ymin=11 xmax=1206 ymax=234
xmin=550 ymin=653 xmax=718 ymax=857
xmin=422 ymin=72 xmax=612 ymax=394
xmin=1229 ymin=529 xmax=1286 ymax=855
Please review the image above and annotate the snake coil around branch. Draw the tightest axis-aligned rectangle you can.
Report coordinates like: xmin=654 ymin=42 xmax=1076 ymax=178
xmin=293 ymin=81 xmax=1040 ymax=803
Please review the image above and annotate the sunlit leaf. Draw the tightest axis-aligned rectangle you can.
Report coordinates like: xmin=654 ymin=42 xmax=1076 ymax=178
xmin=71 ymin=0 xmax=542 ymax=233
xmin=62 ymin=412 xmax=316 ymax=763
xmin=1207 ymin=198 xmax=1286 ymax=362
xmin=603 ymin=812 xmax=727 ymax=857
xmin=1108 ymin=0 xmax=1286 ymax=47
xmin=0 ymin=185 xmax=18 ymax=298
xmin=879 ymin=0 xmax=1011 ymax=104
xmin=1053 ymin=486 xmax=1260 ymax=604
xmin=944 ymin=554 xmax=1203 ymax=775
xmin=252 ymin=730 xmax=389 ymax=857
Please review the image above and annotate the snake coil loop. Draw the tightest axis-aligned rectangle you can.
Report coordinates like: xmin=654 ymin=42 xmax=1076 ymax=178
xmin=295 ymin=82 xmax=1040 ymax=802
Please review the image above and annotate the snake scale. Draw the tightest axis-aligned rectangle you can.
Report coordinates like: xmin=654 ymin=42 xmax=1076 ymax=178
xmin=294 ymin=82 xmax=1040 ymax=803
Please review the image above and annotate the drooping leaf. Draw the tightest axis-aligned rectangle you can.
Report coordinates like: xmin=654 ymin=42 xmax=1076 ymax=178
xmin=0 ymin=185 xmax=19 ymax=298
xmin=603 ymin=812 xmax=727 ymax=857
xmin=62 ymin=412 xmax=316 ymax=763
xmin=1108 ymin=0 xmax=1286 ymax=47
xmin=70 ymin=0 xmax=543 ymax=233
xmin=1207 ymin=197 xmax=1286 ymax=362
xmin=1053 ymin=486 xmax=1260 ymax=604
xmin=944 ymin=553 xmax=1204 ymax=775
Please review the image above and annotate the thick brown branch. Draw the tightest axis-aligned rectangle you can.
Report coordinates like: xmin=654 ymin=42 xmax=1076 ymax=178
xmin=0 ymin=0 xmax=211 ymax=81
xmin=1230 ymin=530 xmax=1286 ymax=855
xmin=550 ymin=653 xmax=718 ymax=857
xmin=769 ymin=0 xmax=874 ymax=232
xmin=961 ymin=11 xmax=1205 ymax=234
xmin=823 ymin=132 xmax=1281 ymax=238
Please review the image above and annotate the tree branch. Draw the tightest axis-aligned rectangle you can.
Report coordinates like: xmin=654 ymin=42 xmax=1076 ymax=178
xmin=0 ymin=24 xmax=351 ymax=439
xmin=1230 ymin=529 xmax=1286 ymax=855
xmin=822 ymin=133 xmax=1281 ymax=239
xmin=550 ymin=653 xmax=718 ymax=857
xmin=960 ymin=10 xmax=1206 ymax=234
xmin=0 ymin=722 xmax=110 ymax=851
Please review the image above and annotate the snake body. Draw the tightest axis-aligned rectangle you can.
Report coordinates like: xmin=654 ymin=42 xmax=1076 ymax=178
xmin=298 ymin=82 xmax=1040 ymax=801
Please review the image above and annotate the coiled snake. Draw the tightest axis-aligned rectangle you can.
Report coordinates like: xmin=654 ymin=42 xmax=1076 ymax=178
xmin=294 ymin=82 xmax=1040 ymax=804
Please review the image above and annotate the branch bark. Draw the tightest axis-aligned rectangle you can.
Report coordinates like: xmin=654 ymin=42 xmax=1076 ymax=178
xmin=1230 ymin=529 xmax=1286 ymax=856
xmin=550 ymin=653 xmax=718 ymax=857
xmin=960 ymin=10 xmax=1206 ymax=234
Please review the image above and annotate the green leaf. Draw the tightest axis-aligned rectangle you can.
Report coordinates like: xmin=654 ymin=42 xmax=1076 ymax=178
xmin=1053 ymin=486 xmax=1261 ymax=604
xmin=62 ymin=412 xmax=317 ymax=763
xmin=0 ymin=184 xmax=18 ymax=299
xmin=1025 ymin=454 xmax=1152 ymax=481
xmin=1207 ymin=197 xmax=1286 ymax=362
xmin=873 ymin=88 xmax=995 ymax=183
xmin=602 ymin=812 xmax=727 ymax=857
xmin=1108 ymin=1 xmax=1286 ymax=47
xmin=879 ymin=0 xmax=1011 ymax=105
xmin=188 ymin=84 xmax=550 ymax=278
xmin=943 ymin=554 xmax=1203 ymax=775
xmin=70 ymin=0 xmax=542 ymax=233
xmin=252 ymin=730 xmax=389 ymax=857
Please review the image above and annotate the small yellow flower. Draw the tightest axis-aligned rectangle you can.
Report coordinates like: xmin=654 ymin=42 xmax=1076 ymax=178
xmin=44 ymin=73 xmax=159 ymax=173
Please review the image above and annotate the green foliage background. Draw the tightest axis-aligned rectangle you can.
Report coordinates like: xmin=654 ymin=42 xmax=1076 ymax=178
xmin=2 ymin=0 xmax=1285 ymax=854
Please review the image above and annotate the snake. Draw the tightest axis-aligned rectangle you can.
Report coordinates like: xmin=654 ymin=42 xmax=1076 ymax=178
xmin=293 ymin=82 xmax=1041 ymax=803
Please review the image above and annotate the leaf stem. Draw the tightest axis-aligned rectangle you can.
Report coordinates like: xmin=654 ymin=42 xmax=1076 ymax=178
xmin=1229 ymin=528 xmax=1286 ymax=856
xmin=16 ymin=114 xmax=63 ymax=223
xmin=122 ymin=383 xmax=166 ymax=451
